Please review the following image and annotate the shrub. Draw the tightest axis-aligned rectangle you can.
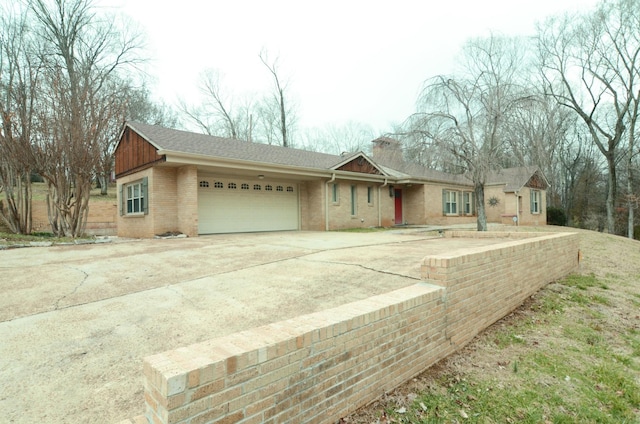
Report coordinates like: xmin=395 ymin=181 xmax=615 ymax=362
xmin=547 ymin=207 xmax=568 ymax=226
xmin=634 ymin=225 xmax=640 ymax=241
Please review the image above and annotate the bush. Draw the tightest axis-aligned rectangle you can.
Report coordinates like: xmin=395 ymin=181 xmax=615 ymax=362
xmin=547 ymin=207 xmax=568 ymax=226
xmin=30 ymin=172 xmax=44 ymax=183
xmin=634 ymin=225 xmax=640 ymax=241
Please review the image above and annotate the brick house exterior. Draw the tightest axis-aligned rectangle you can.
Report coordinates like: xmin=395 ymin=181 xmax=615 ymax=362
xmin=114 ymin=122 xmax=548 ymax=238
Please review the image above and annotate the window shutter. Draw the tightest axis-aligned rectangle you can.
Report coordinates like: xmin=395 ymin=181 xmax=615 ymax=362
xmin=471 ymin=193 xmax=475 ymax=214
xmin=442 ymin=190 xmax=447 ymax=215
xmin=118 ymin=184 xmax=123 ymax=216
xmin=142 ymin=177 xmax=149 ymax=215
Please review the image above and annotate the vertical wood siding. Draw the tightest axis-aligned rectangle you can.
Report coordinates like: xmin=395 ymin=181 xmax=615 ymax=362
xmin=115 ymin=127 xmax=165 ymax=178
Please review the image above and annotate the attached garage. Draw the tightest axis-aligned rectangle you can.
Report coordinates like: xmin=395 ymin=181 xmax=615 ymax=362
xmin=197 ymin=176 xmax=299 ymax=234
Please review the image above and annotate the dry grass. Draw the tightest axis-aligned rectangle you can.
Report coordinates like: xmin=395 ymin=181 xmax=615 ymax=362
xmin=30 ymin=181 xmax=116 ymax=202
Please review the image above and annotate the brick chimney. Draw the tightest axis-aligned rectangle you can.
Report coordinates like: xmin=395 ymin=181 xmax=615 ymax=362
xmin=371 ymin=136 xmax=403 ymax=165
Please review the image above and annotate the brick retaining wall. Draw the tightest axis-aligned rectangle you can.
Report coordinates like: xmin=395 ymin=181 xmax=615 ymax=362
xmin=121 ymin=231 xmax=579 ymax=424
xmin=32 ymin=199 xmax=117 ymax=236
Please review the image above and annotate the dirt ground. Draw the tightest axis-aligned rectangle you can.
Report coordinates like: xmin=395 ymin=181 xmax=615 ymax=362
xmin=0 ymin=228 xmax=514 ymax=424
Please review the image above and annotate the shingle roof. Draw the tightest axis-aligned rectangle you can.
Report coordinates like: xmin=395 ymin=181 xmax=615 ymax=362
xmin=486 ymin=166 xmax=545 ymax=192
xmin=128 ymin=121 xmax=345 ymax=170
xmin=125 ymin=122 xmax=543 ymax=189
xmin=373 ymin=156 xmax=472 ymax=185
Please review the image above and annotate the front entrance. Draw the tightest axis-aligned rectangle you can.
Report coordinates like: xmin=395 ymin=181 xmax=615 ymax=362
xmin=394 ymin=189 xmax=403 ymax=225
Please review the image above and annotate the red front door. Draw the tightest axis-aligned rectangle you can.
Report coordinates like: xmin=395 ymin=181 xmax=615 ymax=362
xmin=394 ymin=189 xmax=403 ymax=224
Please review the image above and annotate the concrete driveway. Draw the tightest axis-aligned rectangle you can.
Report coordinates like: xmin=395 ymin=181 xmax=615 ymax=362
xmin=0 ymin=229 xmax=499 ymax=423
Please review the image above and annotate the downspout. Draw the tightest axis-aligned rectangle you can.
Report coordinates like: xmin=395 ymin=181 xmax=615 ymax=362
xmin=515 ymin=191 xmax=519 ymax=226
xmin=379 ymin=178 xmax=388 ymax=227
xmin=326 ymin=173 xmax=336 ymax=231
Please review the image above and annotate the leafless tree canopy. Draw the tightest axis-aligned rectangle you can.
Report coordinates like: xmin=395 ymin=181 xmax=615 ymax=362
xmin=407 ymin=35 xmax=532 ymax=231
xmin=0 ymin=0 xmax=160 ymax=237
xmin=537 ymin=0 xmax=640 ymax=235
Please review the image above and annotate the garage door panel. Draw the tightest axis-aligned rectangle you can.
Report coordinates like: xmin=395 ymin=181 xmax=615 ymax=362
xmin=197 ymin=177 xmax=299 ymax=234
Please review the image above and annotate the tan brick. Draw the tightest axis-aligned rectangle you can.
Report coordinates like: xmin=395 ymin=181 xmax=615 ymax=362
xmin=191 ymin=379 xmax=225 ymax=401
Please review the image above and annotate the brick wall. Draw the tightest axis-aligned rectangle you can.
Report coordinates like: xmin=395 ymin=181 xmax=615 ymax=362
xmin=32 ymin=199 xmax=117 ymax=236
xmin=327 ymin=180 xmax=395 ymax=230
xmin=300 ymin=181 xmax=325 ymax=231
xmin=178 ymin=167 xmax=198 ymax=237
xmin=427 ymin=231 xmax=579 ymax=349
xmin=117 ymin=168 xmax=154 ymax=238
xmin=122 ymin=231 xmax=579 ymax=424
xmin=151 ymin=168 xmax=178 ymax=236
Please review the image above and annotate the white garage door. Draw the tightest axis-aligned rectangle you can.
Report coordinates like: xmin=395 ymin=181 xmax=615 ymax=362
xmin=197 ymin=177 xmax=299 ymax=234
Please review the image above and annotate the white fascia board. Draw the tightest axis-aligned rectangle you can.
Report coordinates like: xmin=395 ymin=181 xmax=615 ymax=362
xmin=161 ymin=151 xmax=391 ymax=182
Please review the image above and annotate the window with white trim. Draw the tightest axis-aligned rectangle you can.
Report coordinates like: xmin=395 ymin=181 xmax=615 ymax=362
xmin=443 ymin=190 xmax=458 ymax=215
xmin=123 ymin=178 xmax=147 ymax=215
xmin=530 ymin=189 xmax=541 ymax=214
xmin=463 ymin=192 xmax=474 ymax=215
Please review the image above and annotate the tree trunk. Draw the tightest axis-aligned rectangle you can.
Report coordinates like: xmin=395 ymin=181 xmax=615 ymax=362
xmin=0 ymin=169 xmax=32 ymax=234
xmin=99 ymin=174 xmax=108 ymax=196
xmin=475 ymin=182 xmax=487 ymax=231
xmin=628 ymin=174 xmax=634 ymax=239
xmin=605 ymin=152 xmax=617 ymax=234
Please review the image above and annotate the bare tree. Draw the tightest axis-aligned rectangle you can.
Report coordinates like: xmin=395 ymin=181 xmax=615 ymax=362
xmin=259 ymin=49 xmax=296 ymax=147
xmin=30 ymin=0 xmax=143 ymax=237
xmin=537 ymin=0 xmax=640 ymax=235
xmin=412 ymin=35 xmax=530 ymax=231
xmin=299 ymin=121 xmax=375 ymax=155
xmin=180 ymin=68 xmax=255 ymax=140
xmin=94 ymin=83 xmax=178 ymax=196
xmin=0 ymin=3 xmax=41 ymax=234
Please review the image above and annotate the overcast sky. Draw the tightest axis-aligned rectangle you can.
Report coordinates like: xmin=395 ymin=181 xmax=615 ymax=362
xmin=101 ymin=0 xmax=598 ymax=133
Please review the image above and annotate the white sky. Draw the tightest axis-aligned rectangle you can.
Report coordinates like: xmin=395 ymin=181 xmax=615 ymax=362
xmin=100 ymin=0 xmax=598 ymax=133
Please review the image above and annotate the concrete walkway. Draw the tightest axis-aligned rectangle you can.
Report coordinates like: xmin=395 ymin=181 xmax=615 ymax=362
xmin=0 ymin=229 xmax=504 ymax=423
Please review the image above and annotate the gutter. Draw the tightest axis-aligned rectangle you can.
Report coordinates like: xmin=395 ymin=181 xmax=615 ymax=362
xmin=378 ymin=178 xmax=388 ymax=227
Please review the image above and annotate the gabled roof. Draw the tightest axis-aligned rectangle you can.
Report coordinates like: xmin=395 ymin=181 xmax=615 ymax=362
xmin=373 ymin=156 xmax=472 ymax=186
xmin=126 ymin=121 xmax=348 ymax=171
xmin=120 ymin=122 xmax=547 ymax=191
xmin=330 ymin=152 xmax=388 ymax=176
xmin=486 ymin=166 xmax=548 ymax=192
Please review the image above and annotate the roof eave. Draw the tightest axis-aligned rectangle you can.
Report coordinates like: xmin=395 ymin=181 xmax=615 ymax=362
xmin=160 ymin=150 xmax=393 ymax=182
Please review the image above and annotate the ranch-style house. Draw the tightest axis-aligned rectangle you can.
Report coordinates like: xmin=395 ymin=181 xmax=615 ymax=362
xmin=114 ymin=122 xmax=548 ymax=238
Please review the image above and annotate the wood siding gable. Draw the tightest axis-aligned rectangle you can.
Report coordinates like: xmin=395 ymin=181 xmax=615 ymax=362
xmin=115 ymin=127 xmax=165 ymax=178
xmin=335 ymin=156 xmax=382 ymax=175
xmin=525 ymin=171 xmax=548 ymax=190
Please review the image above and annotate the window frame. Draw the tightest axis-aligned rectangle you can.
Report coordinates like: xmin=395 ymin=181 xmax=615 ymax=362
xmin=121 ymin=177 xmax=148 ymax=216
xmin=367 ymin=186 xmax=374 ymax=206
xmin=442 ymin=189 xmax=458 ymax=216
xmin=463 ymin=192 xmax=474 ymax=215
xmin=530 ymin=189 xmax=541 ymax=214
xmin=331 ymin=183 xmax=339 ymax=204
